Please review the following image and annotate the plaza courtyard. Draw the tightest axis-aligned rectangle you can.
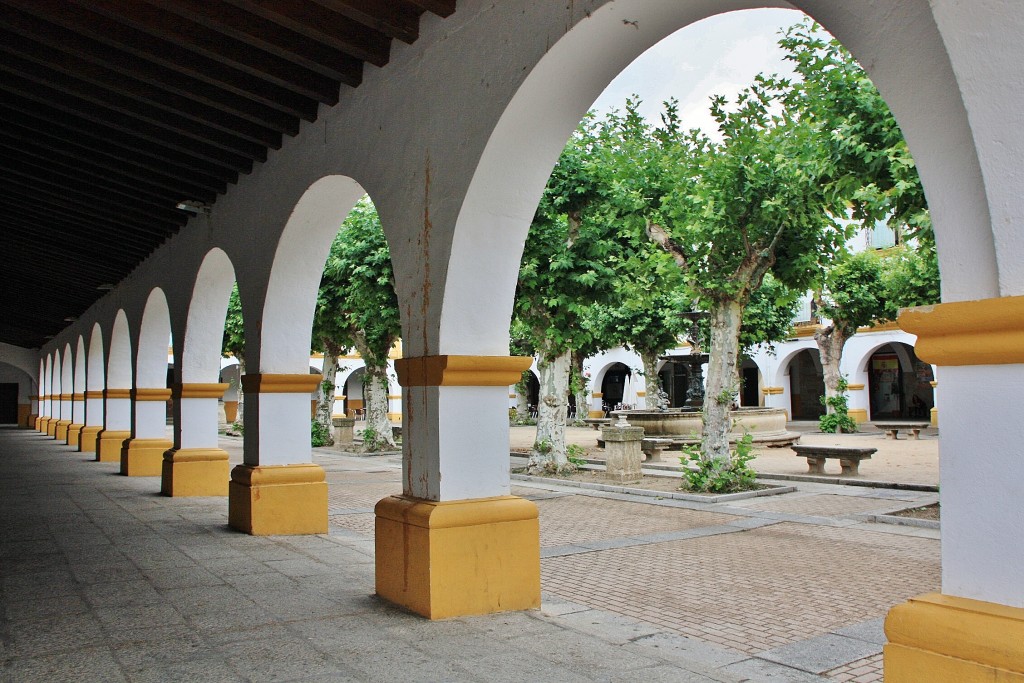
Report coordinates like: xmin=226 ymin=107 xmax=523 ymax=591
xmin=1 ymin=425 xmax=939 ymax=681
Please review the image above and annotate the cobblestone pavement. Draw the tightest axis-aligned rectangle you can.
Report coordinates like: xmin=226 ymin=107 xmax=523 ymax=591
xmin=0 ymin=432 xmax=939 ymax=681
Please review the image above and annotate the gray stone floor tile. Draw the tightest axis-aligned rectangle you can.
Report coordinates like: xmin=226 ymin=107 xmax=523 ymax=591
xmin=832 ymin=616 xmax=887 ymax=645
xmin=82 ymin=579 xmax=165 ymax=609
xmin=1 ymin=646 xmax=128 ymax=683
xmin=717 ymin=657 xmax=829 ymax=682
xmin=4 ymin=594 xmax=90 ymax=623
xmin=121 ymin=656 xmax=246 ymax=683
xmin=552 ymin=608 xmax=663 ymax=644
xmin=8 ymin=612 xmax=109 ymax=657
xmin=93 ymin=602 xmax=187 ymax=631
xmin=624 ymin=631 xmax=748 ymax=669
xmin=756 ymin=633 xmax=882 ymax=674
xmin=217 ymin=633 xmax=354 ymax=682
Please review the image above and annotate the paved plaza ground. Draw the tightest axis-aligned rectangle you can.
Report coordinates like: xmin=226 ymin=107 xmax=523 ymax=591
xmin=0 ymin=424 xmax=941 ymax=681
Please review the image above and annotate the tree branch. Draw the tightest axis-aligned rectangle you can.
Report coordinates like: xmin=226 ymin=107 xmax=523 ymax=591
xmin=645 ymin=221 xmax=689 ymax=270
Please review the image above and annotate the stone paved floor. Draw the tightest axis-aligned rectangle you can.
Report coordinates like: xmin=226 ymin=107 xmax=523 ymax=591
xmin=1 ymin=429 xmax=940 ymax=681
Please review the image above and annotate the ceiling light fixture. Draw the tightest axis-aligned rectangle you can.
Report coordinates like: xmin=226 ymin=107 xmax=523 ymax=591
xmin=176 ymin=199 xmax=212 ymax=215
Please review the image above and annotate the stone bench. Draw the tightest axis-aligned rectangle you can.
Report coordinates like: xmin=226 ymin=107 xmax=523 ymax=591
xmin=584 ymin=418 xmax=612 ymax=431
xmin=640 ymin=437 xmax=674 ymax=463
xmin=792 ymin=445 xmax=877 ymax=476
xmin=873 ymin=422 xmax=930 ymax=440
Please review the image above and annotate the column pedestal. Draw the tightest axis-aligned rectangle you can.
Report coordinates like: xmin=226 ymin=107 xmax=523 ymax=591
xmin=375 ymin=494 xmax=540 ymax=620
xmin=229 ymin=463 xmax=327 ymax=535
xmin=601 ymin=422 xmax=644 ymax=484
xmin=67 ymin=424 xmax=84 ymax=446
xmin=162 ymin=448 xmax=230 ymax=496
xmin=55 ymin=420 xmax=72 ymax=441
xmin=885 ymin=593 xmax=1024 ymax=681
xmin=79 ymin=426 xmax=102 ymax=453
xmin=46 ymin=418 xmax=58 ymax=437
xmin=96 ymin=430 xmax=131 ymax=462
xmin=121 ymin=438 xmax=174 ymax=476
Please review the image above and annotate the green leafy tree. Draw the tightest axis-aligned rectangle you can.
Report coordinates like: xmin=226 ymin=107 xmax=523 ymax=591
xmin=611 ymin=91 xmax=844 ymax=463
xmin=314 ymin=197 xmax=401 ymax=451
xmin=222 ymin=284 xmax=246 ymax=423
xmin=515 ymin=117 xmax=627 ymax=474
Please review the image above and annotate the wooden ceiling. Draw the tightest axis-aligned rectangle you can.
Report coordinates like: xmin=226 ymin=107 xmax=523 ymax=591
xmin=0 ymin=0 xmax=455 ymax=350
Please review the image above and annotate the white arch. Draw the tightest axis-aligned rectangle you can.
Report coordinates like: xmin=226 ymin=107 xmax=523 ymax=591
xmin=87 ymin=323 xmax=105 ymax=391
xmin=183 ymin=249 xmax=237 ymax=383
xmin=260 ymin=175 xmax=365 ymax=372
xmin=137 ymin=288 xmax=172 ymax=388
xmin=60 ymin=343 xmax=73 ymax=395
xmin=108 ymin=310 xmax=133 ymax=389
xmin=74 ymin=337 xmax=86 ymax=394
xmin=439 ymin=0 xmax=993 ymax=357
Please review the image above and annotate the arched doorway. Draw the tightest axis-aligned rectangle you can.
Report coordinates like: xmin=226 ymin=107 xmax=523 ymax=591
xmin=740 ymin=359 xmax=761 ymax=408
xmin=868 ymin=343 xmax=934 ymax=420
xmin=600 ymin=362 xmax=632 ymax=413
xmin=344 ymin=367 xmax=366 ymax=419
xmin=657 ymin=359 xmax=690 ymax=408
xmin=789 ymin=349 xmax=824 ymax=420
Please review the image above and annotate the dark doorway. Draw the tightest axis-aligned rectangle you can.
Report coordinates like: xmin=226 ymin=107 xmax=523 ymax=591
xmin=600 ymin=363 xmax=631 ymax=413
xmin=868 ymin=343 xmax=933 ymax=419
xmin=0 ymin=383 xmax=19 ymax=424
xmin=741 ymin=365 xmax=760 ymax=407
xmin=789 ymin=350 xmax=825 ymax=419
xmin=658 ymin=361 xmax=690 ymax=408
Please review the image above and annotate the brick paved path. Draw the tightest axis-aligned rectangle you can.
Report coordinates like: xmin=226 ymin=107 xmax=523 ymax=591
xmin=317 ymin=447 xmax=939 ymax=681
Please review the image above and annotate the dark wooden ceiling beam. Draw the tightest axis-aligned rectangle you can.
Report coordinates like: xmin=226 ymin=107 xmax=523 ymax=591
xmin=0 ymin=55 xmax=281 ymax=153
xmin=310 ymin=0 xmax=420 ymax=44
xmin=0 ymin=37 xmax=286 ymax=148
xmin=2 ymin=0 xmax=322 ymax=120
xmin=0 ymin=166 xmax=187 ymax=232
xmin=0 ymin=128 xmax=225 ymax=200
xmin=0 ymin=188 xmax=184 ymax=244
xmin=1 ymin=227 xmax=143 ymax=274
xmin=71 ymin=0 xmax=349 ymax=99
xmin=148 ymin=0 xmax=380 ymax=75
xmin=402 ymin=0 xmax=455 ymax=18
xmin=0 ymin=107 xmax=237 ymax=187
xmin=221 ymin=0 xmax=390 ymax=66
xmin=0 ymin=87 xmax=258 ymax=172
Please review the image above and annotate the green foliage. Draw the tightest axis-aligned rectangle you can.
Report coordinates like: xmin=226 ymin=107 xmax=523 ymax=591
xmin=816 ymin=249 xmax=893 ymax=338
xmin=314 ymin=197 xmax=401 ymax=370
xmin=880 ymin=245 xmax=941 ymax=312
xmin=741 ymin=275 xmax=802 ymax=354
xmin=359 ymin=425 xmax=391 ymax=452
xmin=222 ymin=285 xmax=245 ymax=361
xmin=310 ymin=419 xmax=331 ymax=447
xmin=679 ymin=434 xmax=758 ymax=493
xmin=819 ymin=377 xmax=858 ymax=433
xmin=566 ymin=444 xmax=588 ymax=468
xmin=773 ymin=20 xmax=931 ymax=245
xmin=229 ymin=421 xmax=243 ymax=435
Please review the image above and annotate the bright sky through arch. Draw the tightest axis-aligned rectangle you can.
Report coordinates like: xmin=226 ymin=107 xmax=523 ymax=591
xmin=589 ymin=8 xmax=810 ymax=137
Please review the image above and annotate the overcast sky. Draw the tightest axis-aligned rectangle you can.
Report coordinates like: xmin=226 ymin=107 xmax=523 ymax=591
xmin=589 ymin=8 xmax=808 ymax=135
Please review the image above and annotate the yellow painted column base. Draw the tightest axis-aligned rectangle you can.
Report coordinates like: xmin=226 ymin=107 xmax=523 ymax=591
xmin=228 ymin=464 xmax=327 ymax=535
xmin=848 ymin=408 xmax=868 ymax=424
xmin=79 ymin=425 xmax=102 ymax=453
xmin=375 ymin=495 xmax=541 ymax=620
xmin=120 ymin=438 xmax=174 ymax=476
xmin=95 ymin=430 xmax=131 ymax=462
xmin=46 ymin=419 xmax=59 ymax=437
xmin=885 ymin=592 xmax=1024 ymax=681
xmin=34 ymin=416 xmax=45 ymax=431
xmin=66 ymin=424 xmax=84 ymax=447
xmin=162 ymin=448 xmax=230 ymax=497
xmin=588 ymin=410 xmax=605 ymax=418
xmin=55 ymin=419 xmax=72 ymax=440
xmin=930 ymin=406 xmax=939 ymax=427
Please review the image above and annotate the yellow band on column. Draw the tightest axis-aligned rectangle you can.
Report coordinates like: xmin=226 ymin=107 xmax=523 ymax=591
xmin=72 ymin=393 xmax=84 ymax=400
xmin=395 ymin=355 xmax=532 ymax=387
xmin=131 ymin=388 xmax=172 ymax=401
xmin=172 ymin=383 xmax=229 ymax=399
xmin=846 ymin=384 xmax=865 ymax=391
xmin=85 ymin=390 xmax=104 ymax=399
xmin=240 ymin=373 xmax=322 ymax=393
xmin=885 ymin=593 xmax=1024 ymax=679
xmin=104 ymin=388 xmax=131 ymax=399
xmin=761 ymin=386 xmax=784 ymax=395
xmin=899 ymin=296 xmax=1024 ymax=365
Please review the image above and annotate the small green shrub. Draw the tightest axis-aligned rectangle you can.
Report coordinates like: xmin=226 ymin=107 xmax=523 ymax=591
xmin=679 ymin=434 xmax=758 ymax=493
xmin=819 ymin=377 xmax=858 ymax=433
xmin=566 ymin=444 xmax=587 ymax=468
xmin=310 ymin=420 xmax=331 ymax=447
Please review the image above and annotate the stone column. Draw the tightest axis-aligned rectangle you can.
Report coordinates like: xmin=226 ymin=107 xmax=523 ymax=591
xmin=96 ymin=388 xmax=132 ymax=462
xmin=885 ymin=298 xmax=1024 ymax=678
xmin=79 ymin=390 xmax=105 ymax=453
xmin=55 ymin=393 xmax=74 ymax=440
xmin=66 ymin=392 xmax=85 ymax=446
xmin=929 ymin=379 xmax=939 ymax=427
xmin=845 ymin=383 xmax=868 ymax=424
xmin=120 ymin=388 xmax=173 ymax=475
xmin=332 ymin=416 xmax=355 ymax=446
xmin=162 ymin=383 xmax=230 ymax=496
xmin=375 ymin=355 xmax=539 ymax=620
xmin=589 ymin=391 xmax=604 ymax=418
xmin=228 ymin=373 xmax=327 ymax=535
xmin=28 ymin=394 xmax=39 ymax=431
xmin=601 ymin=418 xmax=644 ymax=484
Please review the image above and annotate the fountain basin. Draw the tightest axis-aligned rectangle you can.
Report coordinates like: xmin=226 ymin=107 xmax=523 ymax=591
xmin=608 ymin=407 xmax=798 ymax=447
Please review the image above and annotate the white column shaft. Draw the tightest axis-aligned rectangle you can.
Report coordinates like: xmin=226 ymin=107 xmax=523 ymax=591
xmin=178 ymin=397 xmax=219 ymax=449
xmin=243 ymin=392 xmax=311 ymax=466
xmin=132 ymin=401 xmax=166 ymax=438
